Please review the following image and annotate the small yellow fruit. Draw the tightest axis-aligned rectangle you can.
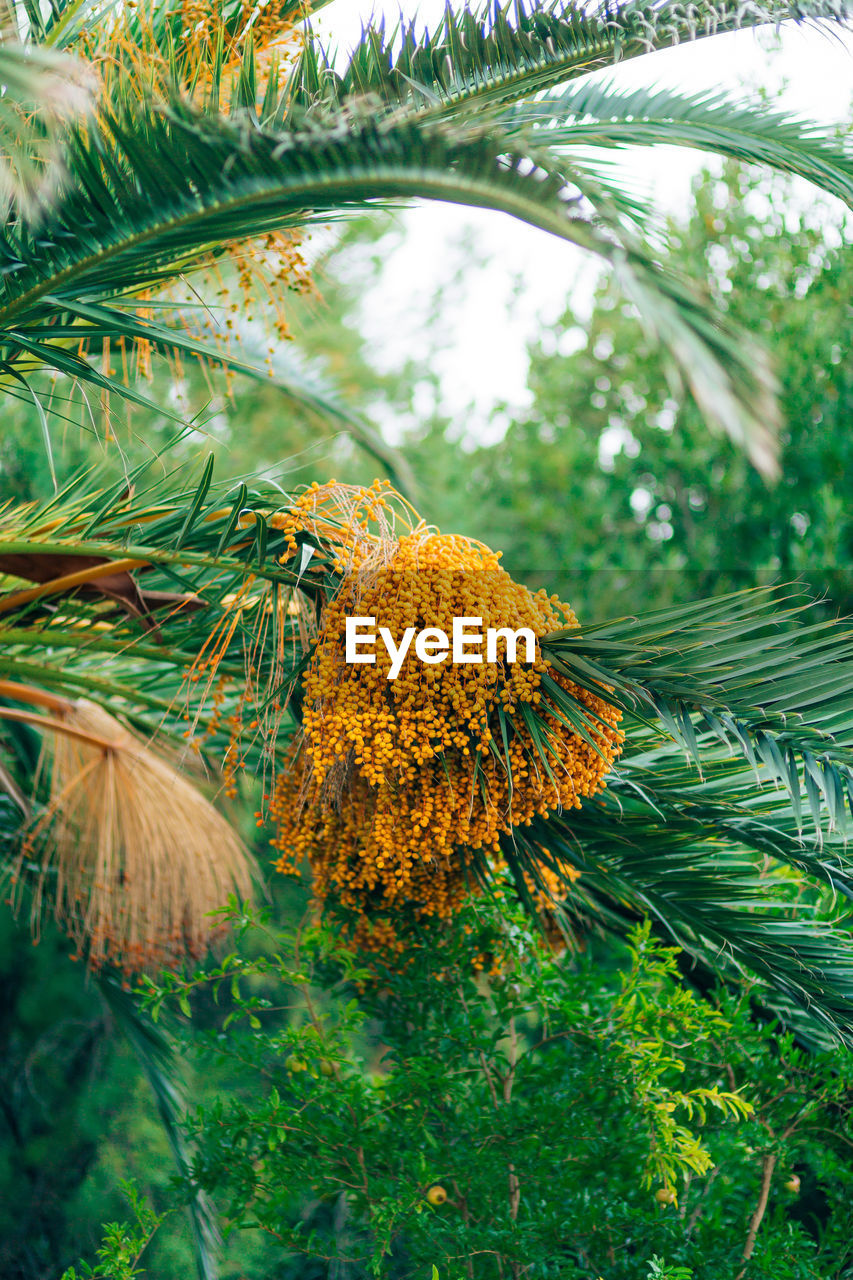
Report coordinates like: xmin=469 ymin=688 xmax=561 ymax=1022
xmin=784 ymin=1175 xmax=801 ymax=1194
xmin=285 ymin=1055 xmax=308 ymax=1073
xmin=318 ymin=1059 xmax=335 ymax=1077
xmin=654 ymin=1187 xmax=677 ymax=1205
xmin=426 ymin=1185 xmax=448 ymax=1206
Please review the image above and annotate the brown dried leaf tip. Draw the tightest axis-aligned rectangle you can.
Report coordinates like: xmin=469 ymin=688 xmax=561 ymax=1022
xmin=8 ymin=694 xmax=254 ymax=975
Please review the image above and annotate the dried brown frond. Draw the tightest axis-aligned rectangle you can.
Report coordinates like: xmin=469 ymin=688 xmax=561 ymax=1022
xmin=13 ymin=699 xmax=255 ymax=974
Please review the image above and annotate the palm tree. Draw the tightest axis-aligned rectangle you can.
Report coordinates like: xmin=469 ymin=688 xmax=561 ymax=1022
xmin=3 ymin=0 xmax=853 ymax=1272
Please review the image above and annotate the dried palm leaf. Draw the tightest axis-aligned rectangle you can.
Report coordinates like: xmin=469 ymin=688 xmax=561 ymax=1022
xmin=10 ymin=695 xmax=254 ymax=973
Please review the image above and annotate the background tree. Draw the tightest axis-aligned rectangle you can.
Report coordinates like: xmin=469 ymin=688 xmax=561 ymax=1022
xmin=399 ymin=163 xmax=853 ymax=619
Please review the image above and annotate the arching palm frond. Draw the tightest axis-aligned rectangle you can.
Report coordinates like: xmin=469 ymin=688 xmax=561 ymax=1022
xmin=8 ymin=0 xmax=851 ymax=474
xmin=509 ymin=773 xmax=853 ymax=1049
xmin=289 ymin=0 xmax=851 ymax=121
xmin=0 ymin=95 xmax=783 ymax=473
xmin=0 ymin=0 xmax=847 ymax=479
xmin=508 ymin=81 xmax=853 ymax=209
xmin=539 ymin=587 xmax=853 ymax=827
xmin=0 ymin=456 xmax=317 ymax=747
xmin=18 ymin=296 xmax=412 ymax=489
xmin=506 ymin=593 xmax=853 ymax=1046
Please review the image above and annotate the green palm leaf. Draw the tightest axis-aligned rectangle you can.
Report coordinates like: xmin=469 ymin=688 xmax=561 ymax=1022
xmin=0 ymin=104 xmax=661 ymax=315
xmin=0 ymin=458 xmax=313 ymax=746
xmin=498 ymin=592 xmax=853 ymax=1043
xmin=539 ymin=587 xmax=853 ymax=829
xmin=509 ymin=776 xmax=853 ymax=1047
xmin=510 ymin=81 xmax=853 ymax=208
xmin=0 ymin=98 xmax=781 ymax=471
xmin=610 ymin=744 xmax=853 ymax=888
xmin=292 ymin=0 xmax=852 ymax=120
xmin=8 ymin=0 xmax=851 ymax=476
xmin=25 ymin=297 xmax=413 ymax=488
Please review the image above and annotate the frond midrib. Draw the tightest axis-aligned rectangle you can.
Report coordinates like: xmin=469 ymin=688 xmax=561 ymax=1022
xmin=0 ymin=149 xmax=583 ymax=327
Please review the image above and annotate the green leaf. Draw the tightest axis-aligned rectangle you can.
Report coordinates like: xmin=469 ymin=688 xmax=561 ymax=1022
xmin=540 ymin=587 xmax=853 ymax=826
xmin=511 ymin=81 xmax=853 ymax=209
xmin=175 ymin=454 xmax=215 ymax=550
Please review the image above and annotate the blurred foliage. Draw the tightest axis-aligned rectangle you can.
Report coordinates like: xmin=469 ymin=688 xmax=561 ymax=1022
xmin=0 ymin=907 xmax=176 ymax=1278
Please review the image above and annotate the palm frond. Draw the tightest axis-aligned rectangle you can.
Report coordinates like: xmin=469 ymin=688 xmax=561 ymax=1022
xmin=539 ymin=587 xmax=853 ymax=830
xmin=0 ymin=99 xmax=781 ymax=470
xmin=0 ymin=104 xmax=631 ymax=315
xmin=512 ymin=801 xmax=853 ymax=1046
xmin=289 ymin=0 xmax=852 ymax=121
xmin=510 ymin=81 xmax=853 ymax=208
xmin=0 ymin=458 xmax=315 ymax=752
xmin=29 ymin=297 xmax=414 ymax=489
xmin=5 ymin=0 xmax=848 ymax=478
xmin=610 ymin=742 xmax=853 ymax=890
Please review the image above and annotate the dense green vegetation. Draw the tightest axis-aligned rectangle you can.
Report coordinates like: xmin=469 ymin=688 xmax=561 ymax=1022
xmin=134 ymin=902 xmax=853 ymax=1279
xmin=2 ymin=0 xmax=853 ymax=1271
xmin=3 ymin=160 xmax=853 ymax=1277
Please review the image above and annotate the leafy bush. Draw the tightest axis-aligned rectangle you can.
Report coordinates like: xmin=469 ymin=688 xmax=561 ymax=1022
xmin=136 ymin=898 xmax=853 ymax=1278
xmin=59 ymin=1181 xmax=165 ymax=1280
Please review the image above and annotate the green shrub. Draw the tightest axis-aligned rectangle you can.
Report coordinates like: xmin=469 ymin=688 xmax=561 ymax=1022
xmin=135 ymin=898 xmax=853 ymax=1279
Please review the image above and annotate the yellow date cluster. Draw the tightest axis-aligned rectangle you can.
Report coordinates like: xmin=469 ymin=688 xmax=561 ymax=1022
xmin=268 ymin=483 xmax=623 ymax=944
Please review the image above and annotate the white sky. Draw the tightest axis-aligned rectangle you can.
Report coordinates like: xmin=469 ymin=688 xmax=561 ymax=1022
xmin=309 ymin=3 xmax=853 ymax=441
